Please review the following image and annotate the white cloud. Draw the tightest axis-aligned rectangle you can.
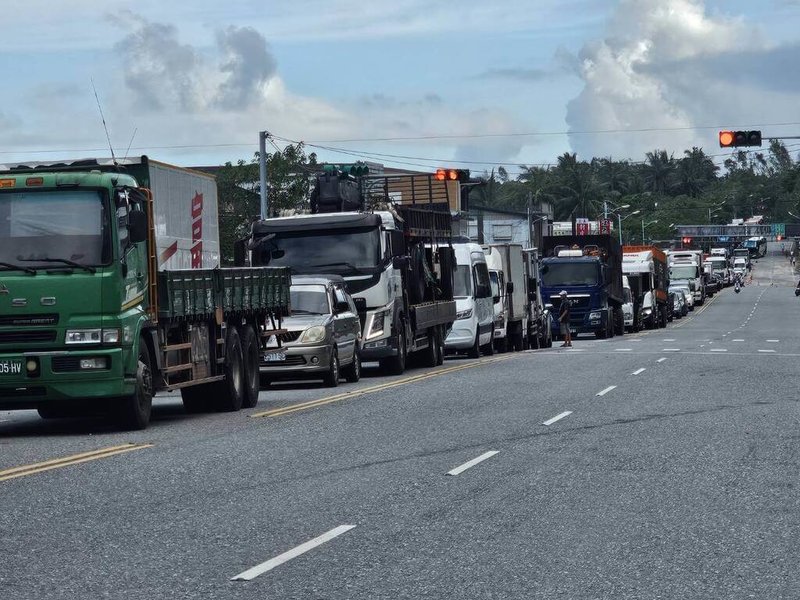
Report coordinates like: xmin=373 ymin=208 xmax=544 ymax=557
xmin=563 ymin=0 xmax=799 ymax=160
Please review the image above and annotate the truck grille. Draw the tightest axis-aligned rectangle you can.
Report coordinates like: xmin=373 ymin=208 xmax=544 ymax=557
xmin=278 ymin=331 xmax=302 ymax=343
xmin=550 ymin=296 xmax=591 ymax=311
xmin=0 ymin=330 xmax=57 ymax=343
xmin=0 ymin=314 xmax=59 ymax=327
xmin=51 ymin=357 xmax=82 ymax=372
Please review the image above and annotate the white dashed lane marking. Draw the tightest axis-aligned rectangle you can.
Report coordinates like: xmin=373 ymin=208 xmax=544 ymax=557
xmin=542 ymin=411 xmax=572 ymax=426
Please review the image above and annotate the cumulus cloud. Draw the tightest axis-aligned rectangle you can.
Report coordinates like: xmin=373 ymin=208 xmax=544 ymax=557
xmin=563 ymin=0 xmax=798 ymax=160
xmin=215 ymin=26 xmax=277 ymax=110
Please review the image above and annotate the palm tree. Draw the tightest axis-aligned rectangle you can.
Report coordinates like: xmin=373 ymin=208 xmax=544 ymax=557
xmin=642 ymin=149 xmax=675 ymax=195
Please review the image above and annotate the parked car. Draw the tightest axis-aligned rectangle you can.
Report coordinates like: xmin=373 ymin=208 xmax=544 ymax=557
xmin=260 ymin=275 xmax=361 ymax=387
xmin=672 ymin=288 xmax=689 ymax=317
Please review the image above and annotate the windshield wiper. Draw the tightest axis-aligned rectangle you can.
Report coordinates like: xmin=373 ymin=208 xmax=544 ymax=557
xmin=0 ymin=261 xmax=37 ymax=275
xmin=17 ymin=257 xmax=96 ymax=274
xmin=308 ymin=261 xmax=360 ymax=273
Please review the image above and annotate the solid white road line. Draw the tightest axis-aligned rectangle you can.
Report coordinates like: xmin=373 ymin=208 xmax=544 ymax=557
xmin=767 ymin=339 xmax=780 ymax=343
xmin=663 ymin=348 xmax=680 ymax=352
xmin=710 ymin=348 xmax=727 ymax=352
xmin=542 ymin=411 xmax=572 ymax=426
xmin=447 ymin=451 xmax=500 ymax=476
xmin=615 ymin=348 xmax=632 ymax=352
xmin=663 ymin=338 xmax=676 ymax=342
xmin=758 ymin=349 xmax=776 ymax=353
xmin=632 ymin=368 xmax=646 ymax=375
xmin=231 ymin=525 xmax=356 ymax=581
xmin=596 ymin=385 xmax=617 ymax=397
xmin=733 ymin=339 xmax=745 ymax=342
xmin=565 ymin=348 xmax=585 ymax=352
xmin=657 ymin=357 xmax=667 ymax=363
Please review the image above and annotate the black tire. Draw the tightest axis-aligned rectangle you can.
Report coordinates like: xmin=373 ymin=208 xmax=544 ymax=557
xmin=240 ymin=325 xmax=261 ymax=409
xmin=117 ymin=339 xmax=154 ymax=430
xmin=380 ymin=328 xmax=407 ymax=375
xmin=467 ymin=330 xmax=480 ymax=359
xmin=544 ymin=327 xmax=553 ymax=348
xmin=38 ymin=405 xmax=78 ymax=419
xmin=529 ymin=326 xmax=540 ymax=350
xmin=323 ymin=348 xmax=340 ymax=387
xmin=421 ymin=331 xmax=439 ymax=367
xmin=214 ymin=327 xmax=245 ymax=412
xmin=481 ymin=327 xmax=495 ymax=356
xmin=408 ymin=246 xmax=427 ymax=305
xmin=494 ymin=335 xmax=508 ymax=353
xmin=439 ymin=248 xmax=455 ymax=300
xmin=343 ymin=349 xmax=361 ymax=383
xmin=435 ymin=327 xmax=445 ymax=366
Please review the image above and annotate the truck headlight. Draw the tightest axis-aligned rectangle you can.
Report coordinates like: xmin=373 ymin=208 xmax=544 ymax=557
xmin=589 ymin=311 xmax=601 ymax=320
xmin=643 ymin=308 xmax=652 ymax=316
xmin=368 ymin=309 xmax=389 ymax=339
xmin=456 ymin=308 xmax=473 ymax=320
xmin=299 ymin=325 xmax=327 ymax=344
xmin=66 ymin=328 xmax=120 ymax=345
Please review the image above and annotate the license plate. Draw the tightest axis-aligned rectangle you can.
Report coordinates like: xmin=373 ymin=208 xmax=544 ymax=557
xmin=263 ymin=351 xmax=286 ymax=362
xmin=0 ymin=359 xmax=23 ymax=375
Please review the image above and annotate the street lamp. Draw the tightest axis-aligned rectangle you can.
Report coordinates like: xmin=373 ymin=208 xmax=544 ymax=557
xmin=616 ymin=209 xmax=640 ymax=245
xmin=708 ymin=201 xmax=726 ymax=223
xmin=788 ymin=211 xmax=800 ymax=222
xmin=641 ymin=219 xmax=658 ymax=244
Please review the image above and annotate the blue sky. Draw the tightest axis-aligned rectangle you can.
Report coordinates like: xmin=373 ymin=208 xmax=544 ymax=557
xmin=2 ymin=0 xmax=800 ymax=174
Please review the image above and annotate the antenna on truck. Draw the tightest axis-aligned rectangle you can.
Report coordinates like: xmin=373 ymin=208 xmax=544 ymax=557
xmin=91 ymin=78 xmax=118 ymax=166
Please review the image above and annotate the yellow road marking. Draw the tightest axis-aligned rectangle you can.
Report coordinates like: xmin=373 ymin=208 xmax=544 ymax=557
xmin=672 ymin=293 xmax=718 ymax=328
xmin=0 ymin=443 xmax=153 ymax=483
xmin=251 ymin=355 xmax=514 ymax=419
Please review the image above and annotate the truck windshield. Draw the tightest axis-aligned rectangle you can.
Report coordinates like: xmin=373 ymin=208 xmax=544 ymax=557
xmin=0 ymin=190 xmax=110 ymax=268
xmin=453 ymin=264 xmax=473 ymax=298
xmin=669 ymin=265 xmax=698 ymax=280
xmin=257 ymin=228 xmax=380 ymax=273
xmin=290 ymin=285 xmax=330 ymax=315
xmin=541 ymin=262 xmax=599 ymax=287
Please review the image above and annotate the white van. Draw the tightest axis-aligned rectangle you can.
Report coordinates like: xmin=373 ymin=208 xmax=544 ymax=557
xmin=446 ymin=242 xmax=494 ymax=357
xmin=483 ymin=246 xmax=507 ymax=351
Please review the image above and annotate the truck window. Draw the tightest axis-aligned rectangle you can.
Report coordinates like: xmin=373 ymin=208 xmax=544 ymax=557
xmin=474 ymin=262 xmax=491 ymax=298
xmin=669 ymin=265 xmax=698 ymax=280
xmin=489 ymin=272 xmax=500 ymax=300
xmin=258 ymin=227 xmax=381 ymax=273
xmin=623 ymin=288 xmax=633 ymax=304
xmin=541 ymin=263 xmax=599 ymax=287
xmin=0 ymin=190 xmax=110 ymax=267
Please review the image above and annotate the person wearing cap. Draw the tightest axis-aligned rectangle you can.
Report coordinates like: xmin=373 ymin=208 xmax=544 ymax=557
xmin=558 ymin=290 xmax=572 ymax=347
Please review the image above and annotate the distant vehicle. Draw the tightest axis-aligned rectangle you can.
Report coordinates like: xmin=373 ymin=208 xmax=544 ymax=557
xmin=260 ymin=276 xmax=361 ymax=388
xmin=732 ymin=247 xmax=751 ymax=268
xmin=541 ymin=235 xmax=625 ymax=339
xmin=622 ymin=276 xmax=635 ymax=331
xmin=667 ymin=250 xmax=705 ymax=304
xmin=446 ymin=242 xmax=494 ymax=357
xmin=732 ymin=257 xmax=748 ymax=277
xmin=669 ymin=283 xmax=694 ymax=312
xmin=666 ymin=291 xmax=675 ymax=322
xmin=623 ymin=245 xmax=670 ymax=330
xmin=706 ymin=255 xmax=731 ymax=286
xmin=671 ymin=290 xmax=687 ymax=318
xmin=483 ymin=246 xmax=508 ymax=352
xmin=710 ymin=247 xmax=729 ymax=260
xmin=742 ymin=236 xmax=767 ymax=258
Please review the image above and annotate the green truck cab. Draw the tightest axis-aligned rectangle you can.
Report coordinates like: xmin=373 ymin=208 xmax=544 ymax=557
xmin=0 ymin=157 xmax=290 ymax=429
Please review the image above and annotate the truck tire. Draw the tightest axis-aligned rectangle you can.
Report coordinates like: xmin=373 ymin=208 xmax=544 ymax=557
xmin=528 ymin=325 xmax=540 ymax=350
xmin=214 ymin=327 xmax=245 ymax=412
xmin=240 ymin=325 xmax=261 ymax=409
xmin=323 ymin=348 xmax=340 ymax=387
xmin=435 ymin=327 xmax=445 ymax=366
xmin=117 ymin=339 xmax=154 ymax=430
xmin=381 ymin=329 xmax=407 ymax=375
xmin=343 ymin=350 xmax=361 ymax=383
xmin=421 ymin=331 xmax=439 ymax=367
xmin=408 ymin=246 xmax=427 ymax=305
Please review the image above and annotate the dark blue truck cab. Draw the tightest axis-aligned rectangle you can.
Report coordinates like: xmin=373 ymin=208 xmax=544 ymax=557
xmin=540 ymin=235 xmax=625 ymax=339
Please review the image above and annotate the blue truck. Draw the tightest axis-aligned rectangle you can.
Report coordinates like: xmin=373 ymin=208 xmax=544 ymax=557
xmin=540 ymin=235 xmax=625 ymax=339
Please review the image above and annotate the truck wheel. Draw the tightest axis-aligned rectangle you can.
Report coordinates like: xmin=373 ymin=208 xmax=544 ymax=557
xmin=421 ymin=331 xmax=439 ymax=367
xmin=117 ymin=340 xmax=153 ymax=430
xmin=343 ymin=350 xmax=361 ymax=383
xmin=240 ymin=325 xmax=261 ymax=409
xmin=529 ymin=327 xmax=540 ymax=350
xmin=495 ymin=335 xmax=508 ymax=354
xmin=381 ymin=329 xmax=407 ymax=375
xmin=215 ymin=327 xmax=245 ymax=412
xmin=435 ymin=327 xmax=445 ymax=366
xmin=323 ymin=348 xmax=340 ymax=387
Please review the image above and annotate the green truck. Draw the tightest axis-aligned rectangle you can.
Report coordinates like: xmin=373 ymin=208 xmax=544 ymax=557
xmin=0 ymin=157 xmax=290 ymax=429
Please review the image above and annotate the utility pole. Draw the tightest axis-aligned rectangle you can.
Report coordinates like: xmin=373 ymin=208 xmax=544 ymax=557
xmin=258 ymin=131 xmax=269 ymax=219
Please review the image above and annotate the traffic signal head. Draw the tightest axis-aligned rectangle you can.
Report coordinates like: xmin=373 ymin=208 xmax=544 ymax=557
xmin=435 ymin=168 xmax=470 ymax=182
xmin=719 ymin=130 xmax=762 ymax=148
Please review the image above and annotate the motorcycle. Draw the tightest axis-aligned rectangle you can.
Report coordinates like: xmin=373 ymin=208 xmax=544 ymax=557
xmin=735 ymin=281 xmax=741 ymax=294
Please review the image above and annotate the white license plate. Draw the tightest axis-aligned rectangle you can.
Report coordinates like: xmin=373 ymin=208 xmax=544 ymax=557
xmin=0 ymin=359 xmax=23 ymax=375
xmin=263 ymin=351 xmax=286 ymax=362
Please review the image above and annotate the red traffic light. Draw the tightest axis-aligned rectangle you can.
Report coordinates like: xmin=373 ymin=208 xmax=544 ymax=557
xmin=719 ymin=130 xmax=762 ymax=148
xmin=435 ymin=168 xmax=470 ymax=182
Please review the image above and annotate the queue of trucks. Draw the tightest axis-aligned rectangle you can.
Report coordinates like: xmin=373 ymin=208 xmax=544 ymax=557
xmin=2 ymin=155 xmax=746 ymax=431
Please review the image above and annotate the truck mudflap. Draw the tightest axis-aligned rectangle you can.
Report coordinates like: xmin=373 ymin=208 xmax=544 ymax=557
xmin=410 ymin=300 xmax=456 ymax=330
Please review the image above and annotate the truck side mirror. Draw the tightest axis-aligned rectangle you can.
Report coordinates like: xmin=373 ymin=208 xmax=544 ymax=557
xmin=128 ymin=210 xmax=148 ymax=244
xmin=390 ymin=230 xmax=406 ymax=257
xmin=506 ymin=281 xmax=514 ymax=294
xmin=233 ymin=239 xmax=247 ymax=267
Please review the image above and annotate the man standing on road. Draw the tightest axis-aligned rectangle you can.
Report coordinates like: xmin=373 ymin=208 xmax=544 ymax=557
xmin=559 ymin=290 xmax=572 ymax=348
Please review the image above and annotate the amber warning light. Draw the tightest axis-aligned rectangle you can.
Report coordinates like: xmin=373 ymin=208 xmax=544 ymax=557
xmin=434 ymin=168 xmax=470 ymax=182
xmin=719 ymin=131 xmax=735 ymax=147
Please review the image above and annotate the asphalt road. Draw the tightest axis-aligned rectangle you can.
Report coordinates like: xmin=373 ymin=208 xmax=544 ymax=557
xmin=1 ymin=243 xmax=798 ymax=599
